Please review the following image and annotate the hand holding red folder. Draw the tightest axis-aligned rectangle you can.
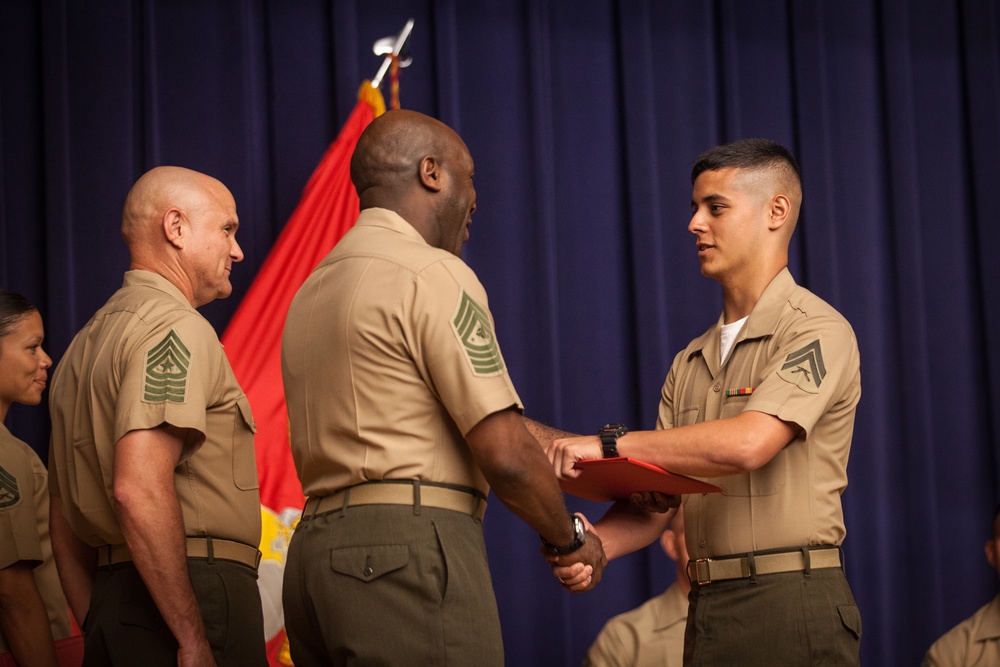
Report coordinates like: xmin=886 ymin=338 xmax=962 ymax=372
xmin=560 ymin=457 xmax=722 ymax=503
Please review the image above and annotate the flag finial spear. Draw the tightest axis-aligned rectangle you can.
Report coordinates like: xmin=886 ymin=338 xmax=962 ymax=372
xmin=371 ymin=19 xmax=414 ymax=90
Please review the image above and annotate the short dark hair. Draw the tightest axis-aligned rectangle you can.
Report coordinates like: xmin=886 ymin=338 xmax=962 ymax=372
xmin=691 ymin=138 xmax=801 ymax=185
xmin=0 ymin=289 xmax=38 ymax=339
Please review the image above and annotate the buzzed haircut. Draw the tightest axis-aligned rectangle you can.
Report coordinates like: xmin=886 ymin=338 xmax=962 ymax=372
xmin=691 ymin=138 xmax=801 ymax=185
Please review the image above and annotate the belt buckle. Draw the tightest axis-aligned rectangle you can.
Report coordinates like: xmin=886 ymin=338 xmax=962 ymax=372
xmin=690 ymin=558 xmax=713 ymax=586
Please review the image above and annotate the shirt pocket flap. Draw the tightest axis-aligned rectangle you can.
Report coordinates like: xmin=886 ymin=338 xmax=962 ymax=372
xmin=236 ymin=395 xmax=257 ymax=434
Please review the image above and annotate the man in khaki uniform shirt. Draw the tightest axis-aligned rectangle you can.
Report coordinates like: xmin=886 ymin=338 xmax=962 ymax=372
xmin=47 ymin=167 xmax=266 ymax=667
xmin=923 ymin=504 xmax=1000 ymax=666
xmin=585 ymin=508 xmax=690 ymax=667
xmin=281 ymin=109 xmax=606 ymax=667
xmin=550 ymin=139 xmax=862 ymax=665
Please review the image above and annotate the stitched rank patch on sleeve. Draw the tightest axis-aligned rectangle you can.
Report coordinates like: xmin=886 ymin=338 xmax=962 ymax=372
xmin=452 ymin=290 xmax=505 ymax=376
xmin=778 ymin=339 xmax=827 ymax=393
xmin=0 ymin=465 xmax=21 ymax=508
xmin=144 ymin=329 xmax=190 ymax=403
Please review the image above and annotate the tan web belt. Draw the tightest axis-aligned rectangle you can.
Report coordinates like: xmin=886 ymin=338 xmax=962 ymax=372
xmin=97 ymin=536 xmax=262 ymax=571
xmin=687 ymin=546 xmax=842 ymax=586
xmin=302 ymin=480 xmax=487 ymax=521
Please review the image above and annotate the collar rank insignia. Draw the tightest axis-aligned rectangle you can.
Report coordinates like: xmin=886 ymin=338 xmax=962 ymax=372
xmin=452 ymin=290 xmax=505 ymax=376
xmin=144 ymin=329 xmax=191 ymax=403
xmin=0 ymin=465 xmax=21 ymax=508
xmin=778 ymin=339 xmax=827 ymax=393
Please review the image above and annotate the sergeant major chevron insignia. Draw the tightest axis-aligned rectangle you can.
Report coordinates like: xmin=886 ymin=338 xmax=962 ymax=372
xmin=778 ymin=339 xmax=826 ymax=393
xmin=0 ymin=465 xmax=21 ymax=508
xmin=452 ymin=290 xmax=505 ymax=376
xmin=144 ymin=329 xmax=190 ymax=403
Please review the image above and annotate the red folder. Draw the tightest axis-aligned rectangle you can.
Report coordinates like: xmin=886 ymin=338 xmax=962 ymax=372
xmin=560 ymin=457 xmax=722 ymax=502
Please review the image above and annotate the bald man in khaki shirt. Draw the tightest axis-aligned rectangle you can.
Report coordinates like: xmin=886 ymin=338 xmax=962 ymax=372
xmin=281 ymin=110 xmax=607 ymax=667
xmin=48 ymin=167 xmax=266 ymax=667
xmin=550 ymin=139 xmax=862 ymax=665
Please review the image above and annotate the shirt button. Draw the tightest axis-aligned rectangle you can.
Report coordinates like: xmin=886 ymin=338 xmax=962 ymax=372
xmin=713 ymin=383 xmax=721 ymax=392
xmin=700 ymin=539 xmax=707 ymax=548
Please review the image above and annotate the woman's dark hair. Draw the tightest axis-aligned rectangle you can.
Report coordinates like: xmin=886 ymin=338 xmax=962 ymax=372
xmin=0 ymin=288 xmax=38 ymax=339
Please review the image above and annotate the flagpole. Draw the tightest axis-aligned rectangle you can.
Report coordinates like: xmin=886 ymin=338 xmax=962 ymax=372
xmin=371 ymin=18 xmax=414 ymax=89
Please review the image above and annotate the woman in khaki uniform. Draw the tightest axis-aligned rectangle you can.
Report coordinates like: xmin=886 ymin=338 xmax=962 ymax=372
xmin=0 ymin=289 xmax=73 ymax=667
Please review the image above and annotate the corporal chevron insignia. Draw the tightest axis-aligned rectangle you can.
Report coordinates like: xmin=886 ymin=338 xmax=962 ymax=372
xmin=144 ymin=329 xmax=190 ymax=403
xmin=779 ymin=339 xmax=827 ymax=392
xmin=0 ymin=465 xmax=21 ymax=508
xmin=452 ymin=290 xmax=505 ymax=376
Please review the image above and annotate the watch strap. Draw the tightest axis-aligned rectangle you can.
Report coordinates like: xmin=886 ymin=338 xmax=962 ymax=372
xmin=541 ymin=514 xmax=586 ymax=556
xmin=599 ymin=423 xmax=627 ymax=458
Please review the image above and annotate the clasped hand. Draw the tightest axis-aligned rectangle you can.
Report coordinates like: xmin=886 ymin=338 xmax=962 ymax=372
xmin=543 ymin=514 xmax=607 ymax=593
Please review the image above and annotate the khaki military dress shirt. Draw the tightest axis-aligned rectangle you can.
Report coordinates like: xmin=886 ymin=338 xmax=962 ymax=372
xmin=657 ymin=269 xmax=861 ymax=558
xmin=283 ymin=207 xmax=522 ymax=499
xmin=585 ymin=580 xmax=688 ymax=667
xmin=0 ymin=424 xmax=72 ymax=652
xmin=924 ymin=595 xmax=1000 ymax=667
xmin=48 ymin=270 xmax=260 ymax=549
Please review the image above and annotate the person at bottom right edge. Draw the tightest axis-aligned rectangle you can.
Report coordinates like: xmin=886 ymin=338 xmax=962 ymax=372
xmin=547 ymin=138 xmax=863 ymax=665
xmin=584 ymin=507 xmax=689 ymax=667
xmin=923 ymin=504 xmax=1000 ymax=666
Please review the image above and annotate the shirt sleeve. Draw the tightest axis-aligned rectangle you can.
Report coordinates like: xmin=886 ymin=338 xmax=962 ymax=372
xmin=584 ymin=617 xmax=635 ymax=667
xmin=114 ymin=310 xmax=224 ymax=459
xmin=0 ymin=447 xmax=43 ymax=570
xmin=744 ymin=315 xmax=860 ymax=437
xmin=401 ymin=258 xmax=522 ymax=436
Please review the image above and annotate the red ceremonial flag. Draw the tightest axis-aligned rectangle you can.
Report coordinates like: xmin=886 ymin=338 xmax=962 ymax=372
xmin=220 ymin=82 xmax=385 ymax=666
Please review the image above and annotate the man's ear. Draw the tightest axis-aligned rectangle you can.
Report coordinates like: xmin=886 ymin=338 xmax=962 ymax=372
xmin=419 ymin=155 xmax=443 ymax=192
xmin=163 ymin=208 xmax=185 ymax=248
xmin=986 ymin=540 xmax=997 ymax=569
xmin=768 ymin=194 xmax=791 ymax=231
xmin=660 ymin=529 xmax=678 ymax=561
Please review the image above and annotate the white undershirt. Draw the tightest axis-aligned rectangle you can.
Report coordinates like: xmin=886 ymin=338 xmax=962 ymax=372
xmin=720 ymin=316 xmax=748 ymax=365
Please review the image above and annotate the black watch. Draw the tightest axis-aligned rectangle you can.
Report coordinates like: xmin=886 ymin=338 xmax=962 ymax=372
xmin=599 ymin=423 xmax=628 ymax=458
xmin=541 ymin=514 xmax=587 ymax=556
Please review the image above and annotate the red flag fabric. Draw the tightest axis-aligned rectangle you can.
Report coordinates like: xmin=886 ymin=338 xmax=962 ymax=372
xmin=221 ymin=82 xmax=385 ymax=666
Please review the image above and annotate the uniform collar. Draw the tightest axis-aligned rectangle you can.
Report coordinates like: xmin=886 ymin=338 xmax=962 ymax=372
xmin=974 ymin=594 xmax=1000 ymax=642
xmin=687 ymin=268 xmax=798 ymax=363
xmin=122 ymin=270 xmax=194 ymax=308
xmin=356 ymin=207 xmax=429 ymax=245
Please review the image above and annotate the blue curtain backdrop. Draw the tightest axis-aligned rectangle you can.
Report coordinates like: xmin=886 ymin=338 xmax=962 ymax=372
xmin=2 ymin=1 xmax=999 ymax=665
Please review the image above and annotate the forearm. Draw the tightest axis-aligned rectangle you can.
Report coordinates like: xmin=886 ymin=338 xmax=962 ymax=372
xmin=620 ymin=411 xmax=797 ymax=477
xmin=592 ymin=502 xmax=673 ymax=561
xmin=523 ymin=417 xmax=579 ymax=451
xmin=469 ymin=412 xmax=575 ymax=545
xmin=547 ymin=411 xmax=797 ymax=480
xmin=113 ymin=427 xmax=210 ymax=656
xmin=117 ymin=492 xmax=207 ymax=650
xmin=48 ymin=494 xmax=95 ymax=625
xmin=483 ymin=443 xmax=576 ymax=546
xmin=0 ymin=564 xmax=59 ymax=667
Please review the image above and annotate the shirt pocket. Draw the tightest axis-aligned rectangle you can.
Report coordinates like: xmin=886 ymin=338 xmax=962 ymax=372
xmin=232 ymin=395 xmax=259 ymax=491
